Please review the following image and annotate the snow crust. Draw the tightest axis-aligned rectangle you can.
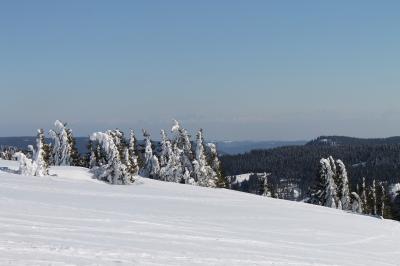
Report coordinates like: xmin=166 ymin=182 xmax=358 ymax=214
xmin=0 ymin=159 xmax=399 ymax=265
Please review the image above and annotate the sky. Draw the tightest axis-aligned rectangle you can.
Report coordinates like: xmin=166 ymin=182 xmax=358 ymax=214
xmin=1 ymin=0 xmax=400 ymax=140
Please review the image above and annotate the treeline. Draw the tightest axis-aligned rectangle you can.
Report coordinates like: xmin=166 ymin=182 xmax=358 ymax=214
xmin=12 ymin=120 xmax=227 ymax=189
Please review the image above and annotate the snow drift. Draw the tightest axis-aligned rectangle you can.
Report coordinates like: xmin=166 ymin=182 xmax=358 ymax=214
xmin=0 ymin=159 xmax=399 ymax=265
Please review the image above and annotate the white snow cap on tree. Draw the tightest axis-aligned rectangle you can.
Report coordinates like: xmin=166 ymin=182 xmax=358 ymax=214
xmin=126 ymin=129 xmax=139 ymax=177
xmin=13 ymin=152 xmax=36 ymax=176
xmin=159 ymin=129 xmax=184 ymax=182
xmin=351 ymin=192 xmax=363 ymax=214
xmin=160 ymin=142 xmax=184 ymax=183
xmin=14 ymin=129 xmax=49 ymax=177
xmin=159 ymin=129 xmax=172 ymax=167
xmin=90 ymin=131 xmax=129 ymax=185
xmin=34 ymin=129 xmax=49 ymax=176
xmin=49 ymin=120 xmax=73 ymax=166
xmin=371 ymin=179 xmax=377 ymax=216
xmin=140 ymin=129 xmax=160 ymax=179
xmin=171 ymin=119 xmax=194 ymax=173
xmin=320 ymin=158 xmax=337 ymax=208
xmin=328 ymin=156 xmax=337 ymax=175
xmin=194 ymin=129 xmax=217 ymax=187
xmin=171 ymin=119 xmax=180 ymax=133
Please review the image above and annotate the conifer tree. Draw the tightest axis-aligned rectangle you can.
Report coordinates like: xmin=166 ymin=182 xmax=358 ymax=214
xmin=13 ymin=152 xmax=35 ymax=176
xmin=206 ymin=143 xmax=227 ymax=188
xmin=49 ymin=120 xmax=80 ymax=166
xmin=371 ymin=179 xmax=377 ymax=216
xmin=159 ymin=130 xmax=185 ymax=182
xmin=159 ymin=129 xmax=172 ymax=168
xmin=193 ymin=129 xmax=217 ymax=187
xmin=171 ymin=120 xmax=194 ymax=175
xmin=351 ymin=192 xmax=363 ymax=214
xmin=90 ymin=131 xmax=130 ymax=184
xmin=140 ymin=129 xmax=160 ymax=179
xmin=260 ymin=174 xmax=272 ymax=197
xmin=336 ymin=159 xmax=351 ymax=210
xmin=34 ymin=129 xmax=50 ymax=176
xmin=328 ymin=156 xmax=338 ymax=183
xmin=126 ymin=130 xmax=139 ymax=178
xmin=310 ymin=158 xmax=337 ymax=208
xmin=377 ymin=182 xmax=386 ymax=217
xmin=360 ymin=177 xmax=368 ymax=214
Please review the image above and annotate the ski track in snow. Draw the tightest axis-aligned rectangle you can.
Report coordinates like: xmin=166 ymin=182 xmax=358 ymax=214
xmin=0 ymin=160 xmax=399 ymax=265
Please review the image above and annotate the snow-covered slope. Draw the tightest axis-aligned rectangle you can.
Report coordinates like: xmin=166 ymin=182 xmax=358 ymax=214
xmin=0 ymin=160 xmax=399 ymax=265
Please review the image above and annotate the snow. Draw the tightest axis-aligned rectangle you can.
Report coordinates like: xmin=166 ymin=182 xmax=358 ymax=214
xmin=0 ymin=159 xmax=399 ymax=265
xmin=389 ymin=183 xmax=400 ymax=199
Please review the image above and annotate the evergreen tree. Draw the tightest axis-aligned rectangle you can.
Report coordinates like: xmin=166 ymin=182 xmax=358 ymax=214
xmin=90 ymin=131 xmax=130 ymax=184
xmin=160 ymin=141 xmax=184 ymax=183
xmin=171 ymin=120 xmax=194 ymax=175
xmin=49 ymin=120 xmax=80 ymax=166
xmin=260 ymin=174 xmax=272 ymax=197
xmin=140 ymin=129 xmax=160 ymax=179
xmin=193 ymin=129 xmax=217 ymax=187
xmin=34 ymin=129 xmax=50 ymax=176
xmin=126 ymin=130 xmax=139 ymax=178
xmin=310 ymin=158 xmax=337 ymax=208
xmin=159 ymin=129 xmax=172 ymax=168
xmin=13 ymin=152 xmax=35 ymax=176
xmin=206 ymin=143 xmax=227 ymax=188
xmin=377 ymin=182 xmax=386 ymax=217
xmin=360 ymin=177 xmax=368 ymax=214
xmin=371 ymin=179 xmax=377 ymax=216
xmin=336 ymin=159 xmax=351 ymax=210
xmin=328 ymin=156 xmax=338 ymax=183
xmin=66 ymin=127 xmax=81 ymax=166
xmin=351 ymin=192 xmax=363 ymax=214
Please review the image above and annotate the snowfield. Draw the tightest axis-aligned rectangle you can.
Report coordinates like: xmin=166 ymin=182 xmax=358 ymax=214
xmin=0 ymin=160 xmax=399 ymax=265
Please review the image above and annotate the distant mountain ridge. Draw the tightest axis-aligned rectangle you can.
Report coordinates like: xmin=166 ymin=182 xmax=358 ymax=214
xmin=0 ymin=137 xmax=307 ymax=155
xmin=307 ymin=136 xmax=400 ymax=146
xmin=3 ymin=135 xmax=400 ymax=156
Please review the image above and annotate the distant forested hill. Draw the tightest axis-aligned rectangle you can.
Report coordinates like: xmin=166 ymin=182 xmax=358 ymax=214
xmin=0 ymin=137 xmax=305 ymax=156
xmin=307 ymin=135 xmax=400 ymax=146
xmin=221 ymin=136 xmax=400 ymax=199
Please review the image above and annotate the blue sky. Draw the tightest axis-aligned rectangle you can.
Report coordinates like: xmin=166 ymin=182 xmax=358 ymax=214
xmin=1 ymin=1 xmax=400 ymax=140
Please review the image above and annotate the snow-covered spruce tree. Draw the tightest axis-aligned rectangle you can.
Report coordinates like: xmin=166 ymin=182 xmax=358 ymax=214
xmin=193 ymin=129 xmax=217 ymax=187
xmin=205 ymin=143 xmax=227 ymax=188
xmin=328 ymin=156 xmax=337 ymax=181
xmin=159 ymin=129 xmax=171 ymax=169
xmin=34 ymin=129 xmax=50 ymax=176
xmin=379 ymin=183 xmax=385 ymax=217
xmin=171 ymin=120 xmax=194 ymax=176
xmin=89 ymin=131 xmax=130 ymax=184
xmin=321 ymin=158 xmax=337 ymax=208
xmin=88 ymin=139 xmax=106 ymax=169
xmin=371 ymin=179 xmax=377 ymax=216
xmin=159 ymin=129 xmax=185 ymax=183
xmin=140 ymin=129 xmax=160 ymax=179
xmin=336 ymin=159 xmax=351 ymax=210
xmin=125 ymin=129 xmax=139 ymax=177
xmin=163 ymin=143 xmax=185 ymax=183
xmin=260 ymin=174 xmax=272 ymax=197
xmin=360 ymin=177 xmax=369 ymax=214
xmin=49 ymin=120 xmax=80 ymax=166
xmin=351 ymin=192 xmax=363 ymax=214
xmin=66 ymin=127 xmax=80 ymax=165
xmin=13 ymin=152 xmax=36 ymax=176
xmin=310 ymin=158 xmax=337 ymax=208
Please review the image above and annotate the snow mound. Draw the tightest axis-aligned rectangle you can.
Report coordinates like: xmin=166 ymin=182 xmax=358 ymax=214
xmin=0 ymin=160 xmax=399 ymax=265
